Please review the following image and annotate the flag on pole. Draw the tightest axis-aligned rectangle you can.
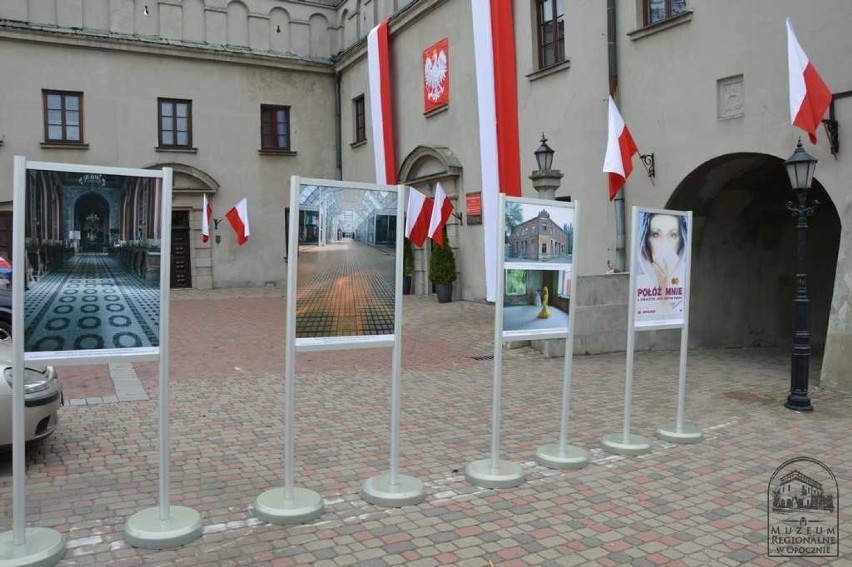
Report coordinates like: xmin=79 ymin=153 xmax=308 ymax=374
xmin=428 ymin=182 xmax=454 ymax=247
xmin=225 ymin=198 xmax=250 ymax=246
xmin=472 ymin=0 xmax=522 ymax=302
xmin=368 ymin=18 xmax=396 ymax=184
xmin=405 ymin=188 xmax=433 ymax=248
xmin=602 ymin=96 xmax=639 ymax=201
xmin=787 ymin=18 xmax=832 ymax=144
xmin=201 ymin=193 xmax=212 ymax=243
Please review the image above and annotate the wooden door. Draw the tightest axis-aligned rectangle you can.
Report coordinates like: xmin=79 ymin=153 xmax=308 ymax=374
xmin=170 ymin=211 xmax=192 ymax=288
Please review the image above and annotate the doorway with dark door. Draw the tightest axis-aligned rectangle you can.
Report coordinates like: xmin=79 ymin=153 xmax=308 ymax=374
xmin=171 ymin=210 xmax=192 ymax=288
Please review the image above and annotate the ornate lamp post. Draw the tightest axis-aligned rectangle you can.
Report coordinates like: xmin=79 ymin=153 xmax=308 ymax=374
xmin=784 ymin=139 xmax=819 ymax=412
xmin=529 ymin=134 xmax=563 ymax=201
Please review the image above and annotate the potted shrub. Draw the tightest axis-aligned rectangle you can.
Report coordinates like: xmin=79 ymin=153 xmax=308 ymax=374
xmin=402 ymin=237 xmax=414 ymax=295
xmin=429 ymin=229 xmax=456 ymax=303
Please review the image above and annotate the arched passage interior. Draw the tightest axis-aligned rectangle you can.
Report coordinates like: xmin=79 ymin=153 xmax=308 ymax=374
xmin=668 ymin=153 xmax=840 ymax=360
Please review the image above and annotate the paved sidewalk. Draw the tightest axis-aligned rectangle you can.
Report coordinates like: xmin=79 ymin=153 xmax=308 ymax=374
xmin=1 ymin=291 xmax=850 ymax=566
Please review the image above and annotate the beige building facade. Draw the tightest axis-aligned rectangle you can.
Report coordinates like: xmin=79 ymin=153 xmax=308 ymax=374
xmin=1 ymin=0 xmax=850 ymax=389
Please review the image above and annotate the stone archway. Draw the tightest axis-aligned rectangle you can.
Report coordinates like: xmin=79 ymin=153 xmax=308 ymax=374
xmin=145 ymin=162 xmax=220 ymax=289
xmin=668 ymin=153 xmax=840 ymax=368
xmin=398 ymin=145 xmax=463 ymax=298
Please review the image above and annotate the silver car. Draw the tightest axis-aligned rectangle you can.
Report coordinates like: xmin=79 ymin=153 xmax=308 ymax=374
xmin=0 ymin=341 xmax=62 ymax=448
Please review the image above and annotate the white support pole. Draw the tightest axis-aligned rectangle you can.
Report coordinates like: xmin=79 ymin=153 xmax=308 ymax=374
xmin=658 ymin=210 xmax=702 ymax=443
xmin=158 ymin=170 xmax=173 ymax=520
xmin=602 ymin=206 xmax=651 ymax=456
xmin=466 ymin=195 xmax=523 ymax=488
xmin=0 ymin=155 xmax=66 ymax=567
xmin=254 ymin=177 xmax=324 ymax=523
xmin=11 ymin=155 xmax=27 ymax=544
xmin=535 ymin=200 xmax=588 ymax=470
xmin=125 ymin=167 xmax=202 ymax=549
xmin=361 ymin=185 xmax=424 ymax=508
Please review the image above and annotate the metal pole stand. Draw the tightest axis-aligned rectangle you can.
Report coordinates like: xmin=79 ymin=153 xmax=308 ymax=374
xmin=362 ymin=187 xmax=425 ymax=507
xmin=124 ymin=168 xmax=202 ymax=549
xmin=0 ymin=529 xmax=65 ymax=567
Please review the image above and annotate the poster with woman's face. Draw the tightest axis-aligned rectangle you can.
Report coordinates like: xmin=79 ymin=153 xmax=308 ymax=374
xmin=23 ymin=168 xmax=163 ymax=356
xmin=633 ymin=209 xmax=690 ymax=327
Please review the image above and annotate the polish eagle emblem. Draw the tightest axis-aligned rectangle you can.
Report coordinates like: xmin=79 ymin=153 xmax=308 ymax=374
xmin=424 ymin=48 xmax=448 ymax=102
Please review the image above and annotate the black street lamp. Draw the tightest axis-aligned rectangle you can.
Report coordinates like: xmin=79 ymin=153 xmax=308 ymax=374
xmin=784 ymin=139 xmax=819 ymax=412
xmin=534 ymin=134 xmax=555 ymax=172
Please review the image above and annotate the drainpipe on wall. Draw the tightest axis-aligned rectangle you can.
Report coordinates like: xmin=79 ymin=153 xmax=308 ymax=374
xmin=607 ymin=0 xmax=626 ymax=272
xmin=335 ymin=71 xmax=343 ymax=180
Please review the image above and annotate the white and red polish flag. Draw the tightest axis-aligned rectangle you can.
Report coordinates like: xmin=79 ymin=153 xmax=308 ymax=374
xmin=368 ymin=18 xmax=396 ymax=184
xmin=405 ymin=188 xmax=433 ymax=248
xmin=225 ymin=198 xmax=250 ymax=246
xmin=428 ymin=182 xmax=454 ymax=247
xmin=472 ymin=0 xmax=522 ymax=302
xmin=602 ymin=96 xmax=639 ymax=201
xmin=201 ymin=193 xmax=212 ymax=243
xmin=787 ymin=18 xmax=832 ymax=144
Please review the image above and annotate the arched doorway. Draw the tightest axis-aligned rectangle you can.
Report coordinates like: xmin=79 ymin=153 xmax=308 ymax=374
xmin=398 ymin=145 xmax=463 ymax=298
xmin=146 ymin=162 xmax=219 ymax=289
xmin=669 ymin=153 xmax=840 ymax=361
xmin=74 ymin=193 xmax=110 ymax=252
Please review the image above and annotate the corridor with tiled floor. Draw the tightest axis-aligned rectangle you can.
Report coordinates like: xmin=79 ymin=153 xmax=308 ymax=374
xmin=296 ymin=239 xmax=395 ymax=338
xmin=24 ymin=254 xmax=159 ymax=352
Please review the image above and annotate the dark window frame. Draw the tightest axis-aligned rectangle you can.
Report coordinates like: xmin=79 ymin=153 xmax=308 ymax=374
xmin=157 ymin=98 xmax=193 ymax=149
xmin=535 ymin=0 xmax=565 ymax=70
xmin=643 ymin=0 xmax=688 ymax=27
xmin=260 ymin=104 xmax=291 ymax=151
xmin=42 ymin=90 xmax=84 ymax=144
xmin=353 ymin=95 xmax=366 ymax=143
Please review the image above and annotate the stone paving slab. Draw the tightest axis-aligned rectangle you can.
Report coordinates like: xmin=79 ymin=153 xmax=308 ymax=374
xmin=0 ymin=292 xmax=849 ymax=566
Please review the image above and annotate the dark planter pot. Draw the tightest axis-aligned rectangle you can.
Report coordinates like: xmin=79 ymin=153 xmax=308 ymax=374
xmin=402 ymin=275 xmax=412 ymax=295
xmin=435 ymin=282 xmax=453 ymax=303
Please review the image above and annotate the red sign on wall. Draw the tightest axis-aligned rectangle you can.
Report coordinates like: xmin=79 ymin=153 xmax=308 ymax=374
xmin=466 ymin=192 xmax=482 ymax=225
xmin=423 ymin=38 xmax=449 ymax=113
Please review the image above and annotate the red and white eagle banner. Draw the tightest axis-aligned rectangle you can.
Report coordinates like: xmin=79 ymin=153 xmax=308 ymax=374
xmin=423 ymin=38 xmax=449 ymax=113
xmin=368 ymin=18 xmax=396 ymax=184
xmin=787 ymin=18 xmax=832 ymax=144
xmin=472 ymin=0 xmax=522 ymax=302
xmin=603 ymin=96 xmax=639 ymax=201
xmin=428 ymin=182 xmax=454 ymax=247
xmin=405 ymin=188 xmax=433 ymax=248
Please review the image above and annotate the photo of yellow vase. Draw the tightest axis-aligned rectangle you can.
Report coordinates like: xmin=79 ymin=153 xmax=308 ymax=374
xmin=537 ymin=286 xmax=551 ymax=319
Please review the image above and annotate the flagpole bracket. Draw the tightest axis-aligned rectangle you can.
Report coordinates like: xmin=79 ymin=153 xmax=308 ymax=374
xmin=822 ymin=118 xmax=839 ymax=157
xmin=639 ymin=153 xmax=655 ymax=180
xmin=451 ymin=211 xmax=463 ymax=224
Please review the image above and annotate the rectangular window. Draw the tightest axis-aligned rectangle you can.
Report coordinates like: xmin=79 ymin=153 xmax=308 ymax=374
xmin=42 ymin=90 xmax=83 ymax=144
xmin=158 ymin=98 xmax=192 ymax=148
xmin=353 ymin=95 xmax=366 ymax=143
xmin=536 ymin=0 xmax=565 ymax=69
xmin=644 ymin=0 xmax=687 ymax=26
xmin=261 ymin=105 xmax=291 ymax=150
xmin=506 ymin=270 xmax=527 ymax=296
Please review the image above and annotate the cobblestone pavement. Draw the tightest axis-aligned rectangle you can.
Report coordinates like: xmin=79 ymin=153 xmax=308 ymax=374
xmin=1 ymin=290 xmax=850 ymax=566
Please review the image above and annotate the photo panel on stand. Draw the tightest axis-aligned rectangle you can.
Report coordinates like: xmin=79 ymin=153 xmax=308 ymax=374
xmin=632 ymin=208 xmax=690 ymax=328
xmin=24 ymin=168 xmax=162 ymax=357
xmin=501 ymin=197 xmax=576 ymax=341
xmin=295 ymin=183 xmax=398 ymax=344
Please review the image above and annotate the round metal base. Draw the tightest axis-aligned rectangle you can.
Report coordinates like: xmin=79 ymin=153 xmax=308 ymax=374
xmin=124 ymin=506 xmax=202 ymax=550
xmin=601 ymin=433 xmax=652 ymax=456
xmin=0 ymin=528 xmax=65 ymax=567
xmin=254 ymin=487 xmax=324 ymax=525
xmin=361 ymin=473 xmax=425 ymax=508
xmin=656 ymin=422 xmax=703 ymax=444
xmin=534 ymin=444 xmax=589 ymax=470
xmin=465 ymin=459 xmax=524 ymax=489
